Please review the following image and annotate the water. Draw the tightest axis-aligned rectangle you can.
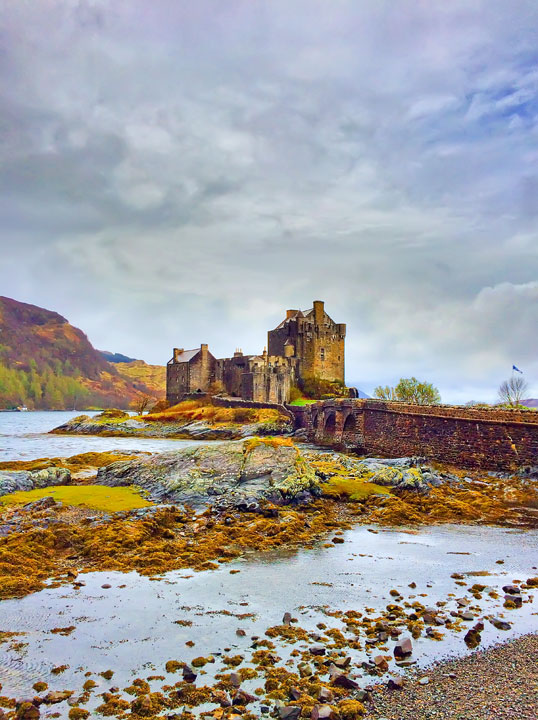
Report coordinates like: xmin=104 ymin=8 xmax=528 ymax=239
xmin=0 ymin=524 xmax=536 ymax=701
xmin=0 ymin=410 xmax=204 ymax=462
xmin=0 ymin=413 xmax=537 ymax=708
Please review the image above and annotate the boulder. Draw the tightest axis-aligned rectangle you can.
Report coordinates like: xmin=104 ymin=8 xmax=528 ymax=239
xmin=29 ymin=467 xmax=70 ymax=488
xmin=97 ymin=440 xmax=320 ymax=507
xmin=0 ymin=470 xmax=33 ymax=497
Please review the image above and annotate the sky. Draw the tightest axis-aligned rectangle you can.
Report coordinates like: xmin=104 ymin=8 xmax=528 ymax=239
xmin=1 ymin=0 xmax=537 ymax=403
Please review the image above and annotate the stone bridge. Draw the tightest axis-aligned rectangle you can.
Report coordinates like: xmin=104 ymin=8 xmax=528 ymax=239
xmin=288 ymin=399 xmax=538 ymax=471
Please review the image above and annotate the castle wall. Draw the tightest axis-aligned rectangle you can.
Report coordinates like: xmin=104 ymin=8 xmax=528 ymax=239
xmin=293 ymin=399 xmax=538 ymax=470
xmin=166 ymin=362 xmax=190 ymax=405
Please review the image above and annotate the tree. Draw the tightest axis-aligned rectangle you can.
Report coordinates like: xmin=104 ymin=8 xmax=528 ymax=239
xmin=131 ymin=394 xmax=153 ymax=415
xmin=374 ymin=377 xmax=441 ymax=405
xmin=373 ymin=385 xmax=398 ymax=401
xmin=498 ymin=375 xmax=529 ymax=408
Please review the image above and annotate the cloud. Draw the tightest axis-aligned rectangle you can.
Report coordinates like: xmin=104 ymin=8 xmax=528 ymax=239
xmin=0 ymin=0 xmax=537 ymax=402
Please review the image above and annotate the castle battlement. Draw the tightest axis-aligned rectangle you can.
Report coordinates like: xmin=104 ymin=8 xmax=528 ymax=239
xmin=166 ymin=301 xmax=345 ymax=405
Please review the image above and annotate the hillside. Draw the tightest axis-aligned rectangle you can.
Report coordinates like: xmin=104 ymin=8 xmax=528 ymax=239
xmin=0 ymin=296 xmax=165 ymax=410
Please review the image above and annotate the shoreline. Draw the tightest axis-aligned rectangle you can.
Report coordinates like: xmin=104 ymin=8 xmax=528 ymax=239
xmin=365 ymin=632 xmax=538 ymax=719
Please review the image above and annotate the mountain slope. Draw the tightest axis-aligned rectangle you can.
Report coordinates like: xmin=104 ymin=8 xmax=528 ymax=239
xmin=0 ymin=297 xmax=164 ymax=410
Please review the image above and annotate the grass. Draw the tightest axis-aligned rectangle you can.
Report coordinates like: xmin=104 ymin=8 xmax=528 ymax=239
xmin=0 ymin=485 xmax=152 ymax=512
xmin=143 ymin=399 xmax=288 ymax=426
xmin=288 ymin=398 xmax=317 ymax=406
xmin=321 ymin=477 xmax=392 ymax=501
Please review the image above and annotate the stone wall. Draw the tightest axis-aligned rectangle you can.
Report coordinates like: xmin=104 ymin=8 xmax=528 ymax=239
xmin=291 ymin=399 xmax=538 ymax=470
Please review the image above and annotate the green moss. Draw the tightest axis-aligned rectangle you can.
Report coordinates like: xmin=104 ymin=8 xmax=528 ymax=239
xmin=322 ymin=477 xmax=392 ymax=501
xmin=0 ymin=485 xmax=152 ymax=512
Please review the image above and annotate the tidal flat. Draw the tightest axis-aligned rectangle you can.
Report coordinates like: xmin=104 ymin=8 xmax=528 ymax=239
xmin=0 ymin=412 xmax=536 ymax=719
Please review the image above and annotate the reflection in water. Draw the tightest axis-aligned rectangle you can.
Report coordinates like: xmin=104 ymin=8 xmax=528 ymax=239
xmin=0 ymin=524 xmax=536 ymax=699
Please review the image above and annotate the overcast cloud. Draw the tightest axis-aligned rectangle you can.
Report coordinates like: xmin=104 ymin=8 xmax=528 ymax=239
xmin=1 ymin=0 xmax=537 ymax=402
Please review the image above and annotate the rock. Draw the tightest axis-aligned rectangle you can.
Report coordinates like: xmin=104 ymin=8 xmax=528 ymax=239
xmin=419 ymin=677 xmax=430 ymax=685
xmin=42 ymin=691 xmax=73 ymax=704
xmin=23 ymin=496 xmax=57 ymax=512
xmin=317 ymin=688 xmax=333 ymax=702
xmin=490 ymin=617 xmax=511 ymax=631
xmin=393 ymin=637 xmax=412 ymax=659
xmin=311 ymin=705 xmax=335 ymax=720
xmin=229 ymin=673 xmax=241 ymax=687
xmin=232 ymin=689 xmax=256 ymax=706
xmin=309 ymin=645 xmax=326 ymax=656
xmin=101 ymin=584 xmax=111 ymax=589
xmin=96 ymin=439 xmax=320 ymax=507
xmin=0 ymin=470 xmax=33 ymax=497
xmin=504 ymin=594 xmax=523 ymax=607
xmin=502 ymin=585 xmax=520 ymax=595
xmin=282 ymin=612 xmax=292 ymax=625
xmin=331 ymin=673 xmax=359 ymax=690
xmin=15 ymin=702 xmax=40 ymax=720
xmin=461 ymin=612 xmax=475 ymax=621
xmin=373 ymin=655 xmax=389 ymax=672
xmin=29 ymin=467 xmax=70 ymax=489
xmin=387 ymin=676 xmax=405 ymax=690
xmin=182 ymin=665 xmax=197 ymax=683
xmin=236 ymin=629 xmax=246 ymax=637
xmin=464 ymin=628 xmax=482 ymax=648
xmin=278 ymin=707 xmax=301 ymax=720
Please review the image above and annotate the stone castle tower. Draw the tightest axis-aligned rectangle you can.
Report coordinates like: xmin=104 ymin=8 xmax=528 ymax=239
xmin=267 ymin=300 xmax=346 ymax=384
xmin=167 ymin=300 xmax=346 ymax=405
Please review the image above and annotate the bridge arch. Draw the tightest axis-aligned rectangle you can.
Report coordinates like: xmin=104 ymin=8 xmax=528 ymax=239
xmin=323 ymin=411 xmax=336 ymax=434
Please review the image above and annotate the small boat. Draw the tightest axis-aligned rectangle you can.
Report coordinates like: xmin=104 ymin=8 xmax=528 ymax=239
xmin=15 ymin=406 xmax=29 ymax=412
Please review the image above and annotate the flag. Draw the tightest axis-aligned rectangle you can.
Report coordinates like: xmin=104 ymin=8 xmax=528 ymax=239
xmin=512 ymin=365 xmax=523 ymax=373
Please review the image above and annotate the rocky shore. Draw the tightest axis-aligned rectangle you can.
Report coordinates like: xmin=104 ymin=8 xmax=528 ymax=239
xmin=365 ymin=633 xmax=538 ymax=719
xmin=51 ymin=406 xmax=293 ymax=441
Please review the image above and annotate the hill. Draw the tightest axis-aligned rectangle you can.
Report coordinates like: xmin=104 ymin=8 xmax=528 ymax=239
xmin=522 ymin=398 xmax=538 ymax=408
xmin=99 ymin=350 xmax=138 ymax=363
xmin=0 ymin=296 xmax=165 ymax=410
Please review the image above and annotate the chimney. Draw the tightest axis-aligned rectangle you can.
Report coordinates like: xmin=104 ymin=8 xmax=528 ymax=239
xmin=200 ymin=343 xmax=208 ymax=357
xmin=286 ymin=309 xmax=298 ymax=319
xmin=313 ymin=300 xmax=324 ymax=324
xmin=173 ymin=348 xmax=184 ymax=362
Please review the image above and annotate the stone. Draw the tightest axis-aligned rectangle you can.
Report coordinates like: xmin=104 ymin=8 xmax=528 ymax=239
xmin=387 ymin=676 xmax=405 ymax=690
xmin=461 ymin=612 xmax=475 ymax=621
xmin=232 ymin=689 xmax=256 ymax=706
xmin=504 ymin=594 xmax=522 ymax=607
xmin=278 ymin=707 xmax=301 ymax=720
xmin=419 ymin=677 xmax=430 ymax=685
xmin=490 ymin=617 xmax=511 ymax=631
xmin=311 ymin=705 xmax=335 ymax=720
xmin=331 ymin=673 xmax=359 ymax=690
xmin=373 ymin=655 xmax=389 ymax=672
xmin=393 ymin=637 xmax=412 ymax=659
xmin=282 ymin=612 xmax=292 ymax=625
xmin=317 ymin=688 xmax=333 ymax=702
xmin=182 ymin=665 xmax=197 ymax=683
xmin=309 ymin=645 xmax=326 ymax=656
xmin=502 ymin=585 xmax=520 ymax=594
xmin=42 ymin=691 xmax=73 ymax=704
xmin=236 ymin=629 xmax=246 ymax=637
xmin=15 ymin=703 xmax=40 ymax=720
xmin=289 ymin=688 xmax=302 ymax=701
xmin=229 ymin=672 xmax=241 ymax=687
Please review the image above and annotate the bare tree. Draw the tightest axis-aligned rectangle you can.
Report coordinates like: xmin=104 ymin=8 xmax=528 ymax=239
xmin=131 ymin=394 xmax=153 ymax=415
xmin=498 ymin=375 xmax=529 ymax=408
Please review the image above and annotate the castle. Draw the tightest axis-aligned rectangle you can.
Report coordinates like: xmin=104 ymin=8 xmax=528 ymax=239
xmin=166 ymin=301 xmax=346 ymax=405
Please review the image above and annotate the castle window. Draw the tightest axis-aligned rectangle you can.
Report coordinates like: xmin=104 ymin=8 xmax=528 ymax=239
xmin=320 ymin=348 xmax=325 ymax=360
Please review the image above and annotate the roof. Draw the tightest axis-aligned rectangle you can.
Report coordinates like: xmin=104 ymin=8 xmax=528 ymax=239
xmin=169 ymin=348 xmax=200 ymax=364
xmin=274 ymin=308 xmax=312 ymax=330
